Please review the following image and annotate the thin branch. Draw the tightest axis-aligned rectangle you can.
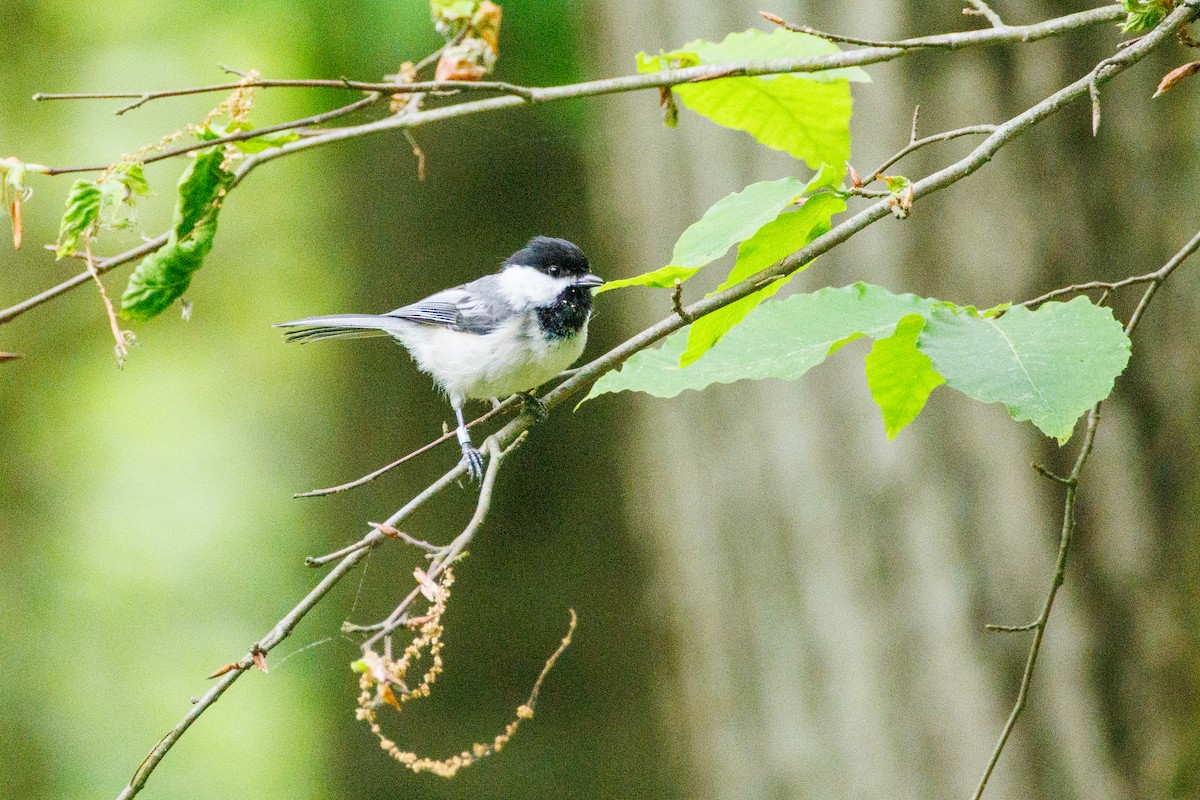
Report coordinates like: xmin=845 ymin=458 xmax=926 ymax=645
xmin=0 ymin=233 xmax=168 ymax=325
xmin=105 ymin=6 xmax=1200 ymax=798
xmin=44 ymin=92 xmax=384 ymax=176
xmin=1022 ymin=228 xmax=1200 ymax=308
xmin=1 ymin=4 xmax=1127 ymax=329
xmin=868 ymin=124 xmax=997 ymax=179
xmin=360 ymin=437 xmax=513 ymax=654
xmin=83 ymin=237 xmax=129 ymax=366
xmin=412 ymin=26 xmax=470 ymax=74
xmin=294 ymin=394 xmax=519 ymax=498
xmin=33 ymin=77 xmax=536 ymax=112
xmin=759 ymin=11 xmax=954 ymax=49
xmin=972 ymin=226 xmax=1200 ymax=800
xmin=964 ymin=0 xmax=1006 ymax=28
xmin=115 ymin=453 xmax=473 ymax=800
xmin=671 ymin=278 xmax=692 ymax=322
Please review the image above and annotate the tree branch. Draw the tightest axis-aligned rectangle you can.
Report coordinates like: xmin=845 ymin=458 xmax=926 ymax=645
xmin=1 ymin=3 xmax=1129 ymax=330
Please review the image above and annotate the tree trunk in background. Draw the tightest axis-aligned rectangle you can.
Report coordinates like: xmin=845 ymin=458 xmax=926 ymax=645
xmin=584 ymin=2 xmax=1199 ymax=798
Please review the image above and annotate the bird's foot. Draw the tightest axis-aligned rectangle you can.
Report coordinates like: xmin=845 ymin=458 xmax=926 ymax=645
xmin=521 ymin=392 xmax=549 ymax=423
xmin=460 ymin=444 xmax=485 ymax=482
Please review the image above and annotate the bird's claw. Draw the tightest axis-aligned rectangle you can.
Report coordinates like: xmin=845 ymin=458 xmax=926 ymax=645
xmin=521 ymin=392 xmax=549 ymax=423
xmin=460 ymin=445 xmax=485 ymax=482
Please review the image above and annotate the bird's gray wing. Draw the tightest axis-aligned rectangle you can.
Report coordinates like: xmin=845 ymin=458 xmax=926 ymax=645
xmin=387 ymin=276 xmax=512 ymax=335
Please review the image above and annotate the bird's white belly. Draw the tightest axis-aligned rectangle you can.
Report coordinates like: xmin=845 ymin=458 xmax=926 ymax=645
xmin=390 ymin=317 xmax=587 ymax=404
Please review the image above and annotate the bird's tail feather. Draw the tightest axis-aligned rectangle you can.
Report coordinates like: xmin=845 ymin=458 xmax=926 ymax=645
xmin=274 ymin=314 xmax=399 ymax=344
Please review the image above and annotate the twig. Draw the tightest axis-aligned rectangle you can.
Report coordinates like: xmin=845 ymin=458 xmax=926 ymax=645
xmin=671 ymin=278 xmax=692 ymax=322
xmin=366 ymin=523 xmax=441 ymax=553
xmin=44 ymin=93 xmax=383 ymax=176
xmin=115 ymin=454 xmax=474 ymax=800
xmin=82 ymin=238 xmax=129 ymax=367
xmin=869 ymin=124 xmax=997 ymax=178
xmin=104 ymin=6 xmax=1200 ymax=797
xmin=294 ymin=395 xmax=519 ymax=498
xmin=33 ymin=77 xmax=537 ymax=112
xmin=0 ymin=234 xmax=167 ymax=326
xmin=972 ymin=227 xmax=1200 ymax=800
xmin=1031 ymin=462 xmax=1072 ymax=485
xmin=759 ymin=11 xmax=956 ymax=49
xmin=1022 ymin=228 xmax=1200 ymax=308
xmin=362 ymin=438 xmax=507 ymax=652
xmin=909 ymin=104 xmax=921 ymax=143
xmin=412 ymin=26 xmax=470 ymax=74
xmin=402 ymin=129 xmax=427 ymax=181
xmin=964 ymin=0 xmax=1006 ymax=28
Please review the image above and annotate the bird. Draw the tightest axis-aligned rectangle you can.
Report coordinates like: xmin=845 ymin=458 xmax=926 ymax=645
xmin=275 ymin=236 xmax=604 ymax=480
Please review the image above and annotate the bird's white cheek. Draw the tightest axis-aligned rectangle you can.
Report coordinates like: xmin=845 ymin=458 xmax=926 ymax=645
xmin=496 ymin=265 xmax=566 ymax=308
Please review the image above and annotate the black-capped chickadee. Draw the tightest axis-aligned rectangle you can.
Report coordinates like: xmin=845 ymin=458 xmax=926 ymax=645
xmin=276 ymin=236 xmax=603 ymax=480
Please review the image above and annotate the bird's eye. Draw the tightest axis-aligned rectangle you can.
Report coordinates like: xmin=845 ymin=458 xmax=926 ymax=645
xmin=547 ymin=265 xmax=561 ymax=277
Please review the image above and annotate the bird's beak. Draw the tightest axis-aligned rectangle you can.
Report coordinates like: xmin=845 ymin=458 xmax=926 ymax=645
xmin=576 ymin=273 xmax=605 ymax=289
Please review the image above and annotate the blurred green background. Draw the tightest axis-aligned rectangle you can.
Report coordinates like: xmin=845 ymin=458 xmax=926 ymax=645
xmin=2 ymin=2 xmax=1198 ymax=799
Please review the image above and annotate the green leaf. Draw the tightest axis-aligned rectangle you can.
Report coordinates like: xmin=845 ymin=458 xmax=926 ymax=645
xmin=97 ymin=162 xmax=153 ymax=231
xmin=639 ymin=30 xmax=866 ymax=168
xmin=120 ymin=148 xmax=234 ymax=322
xmin=600 ymin=176 xmax=808 ymax=293
xmin=916 ymin=297 xmax=1131 ymax=443
xmin=1121 ymin=0 xmax=1170 ymax=32
xmin=55 ymin=180 xmax=102 ymax=258
xmin=595 ymin=265 xmax=701 ymax=294
xmin=673 ymin=176 xmax=809 ymax=267
xmin=680 ymin=191 xmax=845 ymax=366
xmin=584 ymin=283 xmax=932 ymax=402
xmin=636 ymin=50 xmax=699 ymax=72
xmin=675 ymin=75 xmax=851 ymax=169
xmin=865 ymin=313 xmax=945 ymax=439
xmin=881 ymin=174 xmax=910 ymax=194
xmin=600 ymin=166 xmax=843 ymax=297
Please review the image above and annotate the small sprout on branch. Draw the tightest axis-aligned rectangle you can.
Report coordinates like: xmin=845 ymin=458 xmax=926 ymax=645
xmin=671 ymin=278 xmax=692 ymax=322
xmin=207 ymin=662 xmax=241 ymax=679
xmin=0 ymin=157 xmax=47 ymax=249
xmin=846 ymin=162 xmax=863 ymax=189
xmin=876 ymin=173 xmax=914 ymax=218
xmin=962 ymin=0 xmax=1006 ymax=28
xmin=658 ymin=86 xmax=680 ymax=127
xmin=1121 ymin=0 xmax=1174 ymax=33
xmin=251 ymin=648 xmax=269 ymax=674
xmin=1153 ymin=59 xmax=1200 ymax=96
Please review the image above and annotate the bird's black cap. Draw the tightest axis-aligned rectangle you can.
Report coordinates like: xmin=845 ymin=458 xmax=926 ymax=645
xmin=504 ymin=236 xmax=591 ymax=277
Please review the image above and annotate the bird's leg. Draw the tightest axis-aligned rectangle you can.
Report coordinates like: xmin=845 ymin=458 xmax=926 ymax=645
xmin=520 ymin=391 xmax=548 ymax=423
xmin=454 ymin=403 xmax=484 ymax=482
